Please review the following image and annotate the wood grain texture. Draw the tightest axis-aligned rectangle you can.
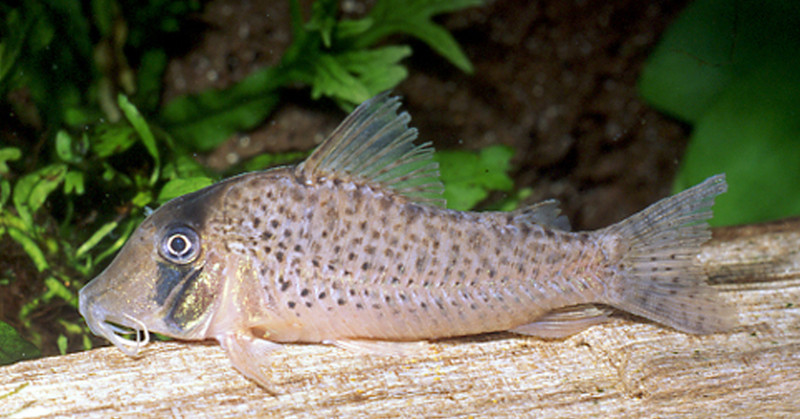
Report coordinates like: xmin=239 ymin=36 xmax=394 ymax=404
xmin=2 ymin=219 xmax=800 ymax=418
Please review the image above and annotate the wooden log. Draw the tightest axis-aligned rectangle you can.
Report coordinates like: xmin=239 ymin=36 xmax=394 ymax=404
xmin=2 ymin=219 xmax=800 ymax=417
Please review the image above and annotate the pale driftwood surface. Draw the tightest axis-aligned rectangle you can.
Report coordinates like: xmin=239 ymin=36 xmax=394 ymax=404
xmin=3 ymin=219 xmax=800 ymax=418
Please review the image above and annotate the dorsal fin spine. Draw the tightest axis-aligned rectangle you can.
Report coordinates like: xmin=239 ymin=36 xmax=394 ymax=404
xmin=348 ymin=113 xmax=412 ymax=175
xmin=297 ymin=93 xmax=445 ymax=207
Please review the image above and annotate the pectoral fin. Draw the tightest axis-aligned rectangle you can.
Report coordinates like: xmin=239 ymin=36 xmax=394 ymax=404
xmin=218 ymin=332 xmax=282 ymax=393
xmin=510 ymin=305 xmax=612 ymax=338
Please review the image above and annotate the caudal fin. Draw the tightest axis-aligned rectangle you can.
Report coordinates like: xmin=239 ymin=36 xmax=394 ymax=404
xmin=602 ymin=174 xmax=735 ymax=334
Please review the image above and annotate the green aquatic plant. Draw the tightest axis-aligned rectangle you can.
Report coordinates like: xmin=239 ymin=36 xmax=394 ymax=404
xmin=0 ymin=321 xmax=40 ymax=366
xmin=160 ymin=0 xmax=482 ymax=151
xmin=639 ymin=0 xmax=800 ymax=225
xmin=435 ymin=145 xmax=516 ymax=211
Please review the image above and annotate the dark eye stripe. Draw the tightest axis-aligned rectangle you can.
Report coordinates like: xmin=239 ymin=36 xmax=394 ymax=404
xmin=165 ymin=266 xmax=211 ymax=332
xmin=154 ymin=263 xmax=186 ymax=306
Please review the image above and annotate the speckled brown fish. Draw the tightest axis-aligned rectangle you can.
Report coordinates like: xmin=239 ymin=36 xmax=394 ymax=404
xmin=79 ymin=93 xmax=734 ymax=390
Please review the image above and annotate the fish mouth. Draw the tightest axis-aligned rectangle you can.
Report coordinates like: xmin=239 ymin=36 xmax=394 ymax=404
xmin=79 ymin=290 xmax=150 ymax=356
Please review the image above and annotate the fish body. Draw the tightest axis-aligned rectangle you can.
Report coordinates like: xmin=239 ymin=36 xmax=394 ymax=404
xmin=207 ymin=169 xmax=606 ymax=343
xmin=79 ymin=93 xmax=734 ymax=390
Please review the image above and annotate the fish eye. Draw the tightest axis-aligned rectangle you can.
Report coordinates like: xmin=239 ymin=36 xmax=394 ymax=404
xmin=160 ymin=225 xmax=200 ymax=264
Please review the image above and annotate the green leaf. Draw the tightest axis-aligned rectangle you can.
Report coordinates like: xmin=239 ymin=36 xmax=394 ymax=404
xmin=12 ymin=163 xmax=67 ymax=228
xmin=674 ymin=57 xmax=800 ymax=226
xmin=0 ymin=147 xmax=22 ymax=175
xmin=162 ymin=153 xmax=213 ymax=180
xmin=359 ymin=66 xmax=408 ymax=98
xmin=43 ymin=276 xmax=77 ymax=305
xmin=345 ymin=0 xmax=482 ymax=73
xmin=59 ymin=319 xmax=84 ymax=335
xmin=7 ymin=227 xmax=48 ymax=272
xmin=435 ymin=145 xmax=515 ymax=211
xmin=400 ymin=19 xmax=473 ymax=73
xmin=64 ymin=106 xmax=103 ymax=127
xmin=94 ymin=216 xmax=139 ymax=265
xmin=405 ymin=0 xmax=486 ymax=16
xmin=55 ymin=131 xmax=82 ymax=164
xmin=82 ymin=334 xmax=92 ymax=351
xmin=0 ymin=321 xmax=40 ymax=366
xmin=157 ymin=177 xmax=214 ymax=203
xmin=336 ymin=17 xmax=374 ymax=39
xmin=92 ymin=123 xmax=137 ymax=158
xmin=639 ymin=0 xmax=800 ymax=123
xmin=76 ymin=221 xmax=118 ymax=258
xmin=57 ymin=334 xmax=68 ymax=355
xmin=305 ymin=0 xmax=338 ymax=48
xmin=310 ymin=54 xmax=372 ymax=104
xmin=336 ymin=46 xmax=412 ymax=73
xmin=131 ymin=190 xmax=153 ymax=208
xmin=640 ymin=0 xmax=800 ymax=225
xmin=335 ymin=46 xmax=412 ymax=94
xmin=0 ymin=211 xmax=26 ymax=232
xmin=159 ymin=67 xmax=285 ymax=152
xmin=0 ymin=179 xmax=10 ymax=210
xmin=307 ymin=46 xmax=412 ymax=107
xmin=118 ymin=94 xmax=160 ymax=184
xmin=64 ymin=170 xmax=85 ymax=195
xmin=23 ymin=164 xmax=68 ymax=216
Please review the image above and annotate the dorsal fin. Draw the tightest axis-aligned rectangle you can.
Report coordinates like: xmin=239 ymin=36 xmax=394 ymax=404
xmin=511 ymin=199 xmax=571 ymax=231
xmin=296 ymin=93 xmax=445 ymax=207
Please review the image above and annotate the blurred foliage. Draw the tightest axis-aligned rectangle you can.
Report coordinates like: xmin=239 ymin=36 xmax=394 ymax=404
xmin=0 ymin=0 xmax=492 ymax=363
xmin=160 ymin=0 xmax=482 ymax=151
xmin=436 ymin=145 xmax=515 ymax=211
xmin=0 ymin=321 xmax=40 ymax=366
xmin=639 ymin=0 xmax=800 ymax=225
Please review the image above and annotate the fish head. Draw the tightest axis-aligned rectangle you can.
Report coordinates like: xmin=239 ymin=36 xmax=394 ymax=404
xmin=79 ymin=181 xmax=232 ymax=355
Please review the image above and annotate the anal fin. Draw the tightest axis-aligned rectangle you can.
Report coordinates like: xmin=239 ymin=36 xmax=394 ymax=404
xmin=510 ymin=305 xmax=612 ymax=339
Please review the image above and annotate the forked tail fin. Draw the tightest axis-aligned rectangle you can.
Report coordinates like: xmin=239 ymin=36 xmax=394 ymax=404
xmin=602 ymin=174 xmax=735 ymax=334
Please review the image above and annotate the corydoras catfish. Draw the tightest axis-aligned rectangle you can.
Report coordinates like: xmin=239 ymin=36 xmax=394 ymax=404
xmin=79 ymin=93 xmax=734 ymax=391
